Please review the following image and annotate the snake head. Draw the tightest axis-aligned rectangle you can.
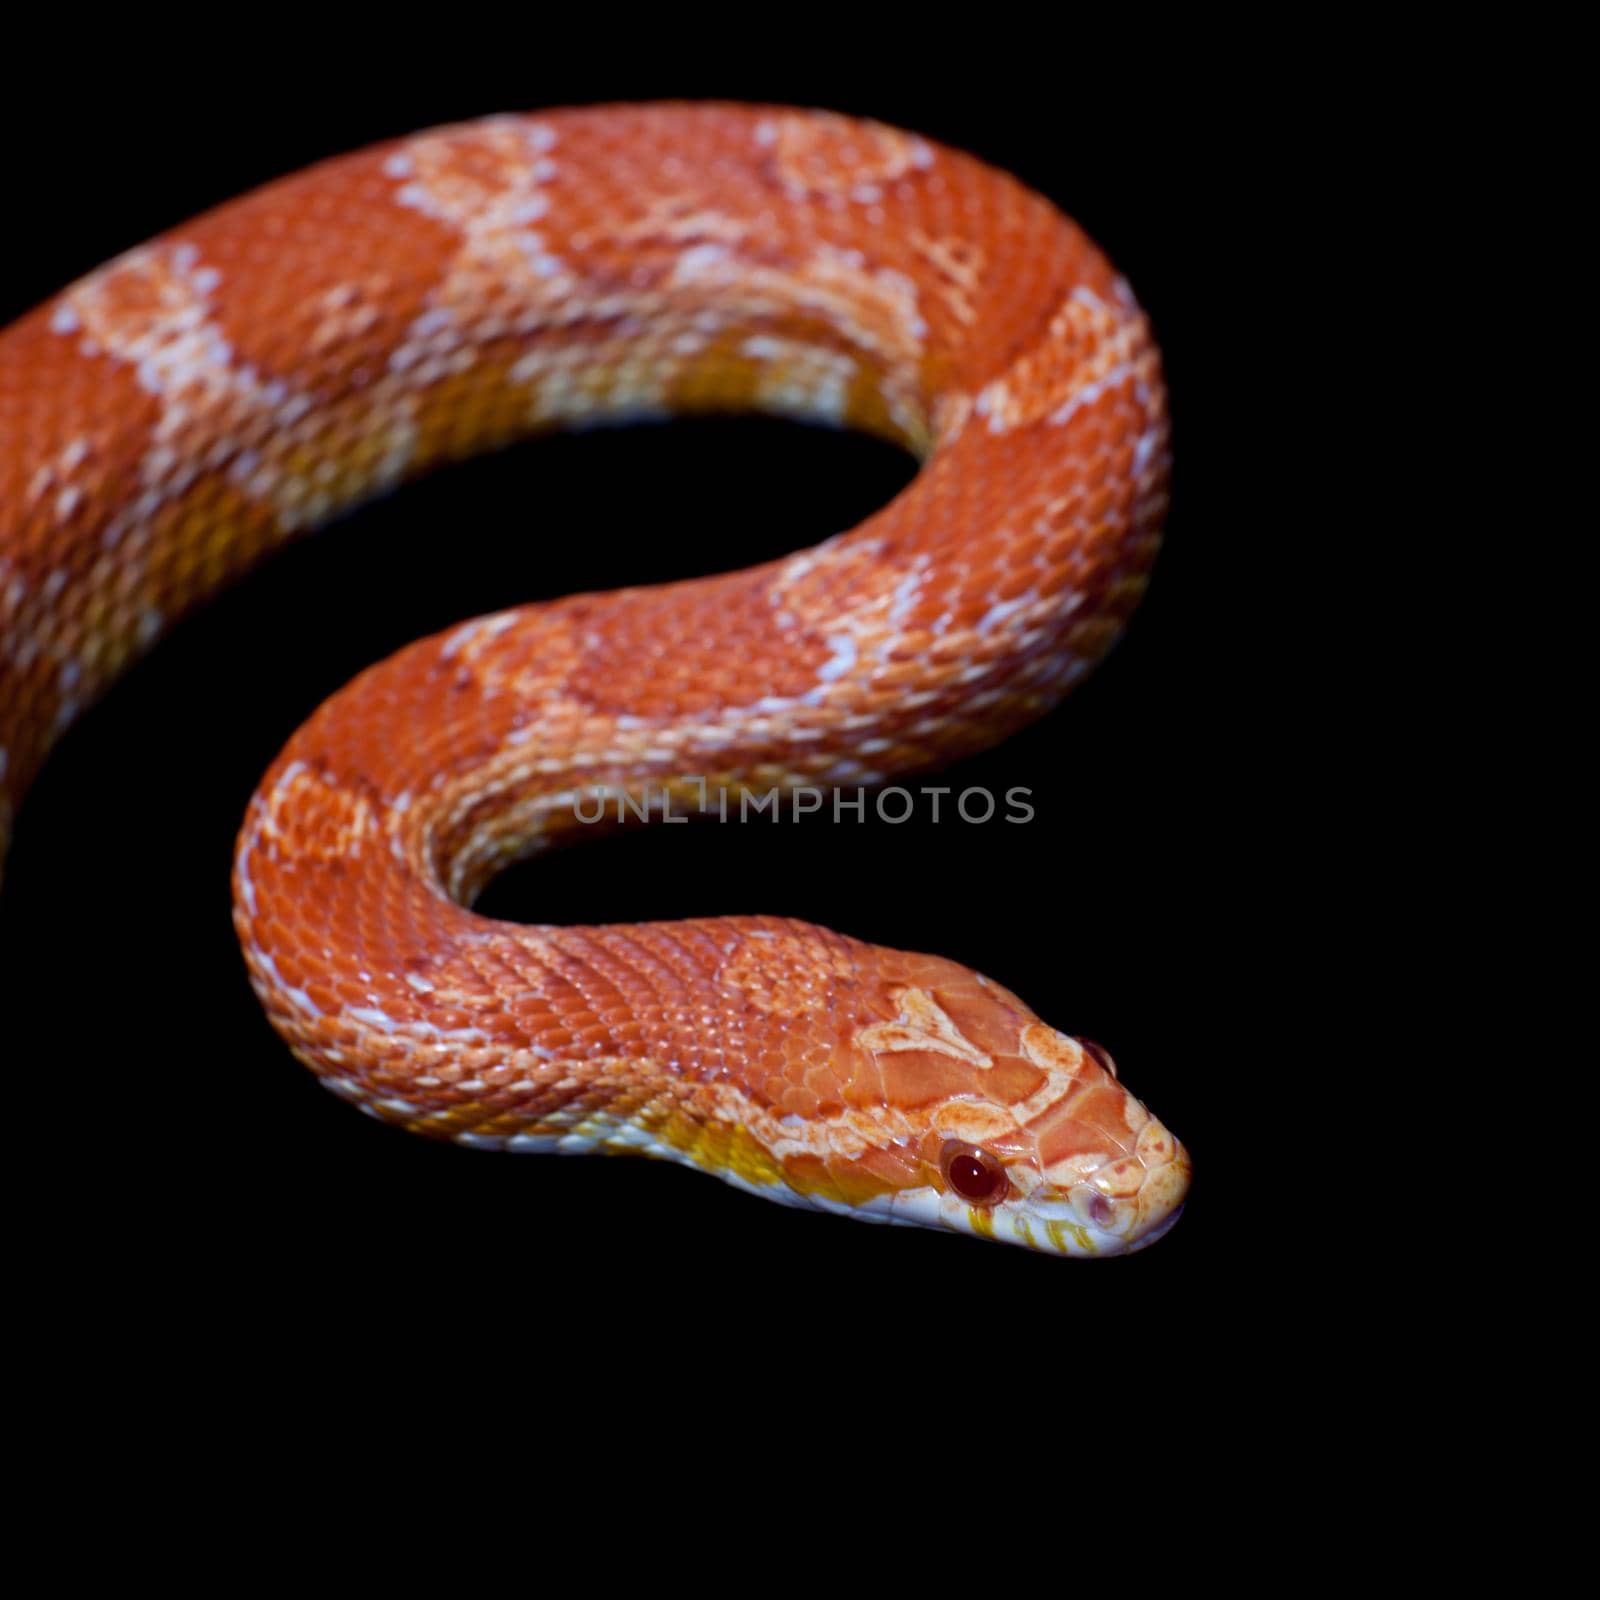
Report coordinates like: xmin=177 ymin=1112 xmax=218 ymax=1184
xmin=822 ymin=963 xmax=1192 ymax=1256
xmin=929 ymin=1018 xmax=1192 ymax=1257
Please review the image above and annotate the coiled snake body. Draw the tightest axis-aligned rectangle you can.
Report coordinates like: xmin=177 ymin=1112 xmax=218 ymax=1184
xmin=0 ymin=104 xmax=1188 ymax=1255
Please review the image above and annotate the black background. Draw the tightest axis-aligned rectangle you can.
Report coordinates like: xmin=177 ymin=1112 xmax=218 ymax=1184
xmin=1 ymin=36 xmax=1287 ymax=1394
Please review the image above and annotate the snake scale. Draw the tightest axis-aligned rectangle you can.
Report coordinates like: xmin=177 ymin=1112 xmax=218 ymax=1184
xmin=0 ymin=103 xmax=1188 ymax=1255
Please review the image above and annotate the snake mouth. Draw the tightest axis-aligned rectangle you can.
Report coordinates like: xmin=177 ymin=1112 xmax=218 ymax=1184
xmin=845 ymin=1129 xmax=1189 ymax=1257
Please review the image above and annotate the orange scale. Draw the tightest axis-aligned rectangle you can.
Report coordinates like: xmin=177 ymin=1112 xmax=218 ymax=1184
xmin=1037 ymin=566 xmax=1081 ymax=601
xmin=993 ymin=558 xmax=1040 ymax=599
xmin=265 ymin=949 xmax=310 ymax=992
xmin=880 ymin=1049 xmax=993 ymax=1110
xmin=821 ymin=1154 xmax=898 ymax=1206
xmin=800 ymin=1062 xmax=844 ymax=1106
xmin=330 ymin=975 xmax=375 ymax=1009
xmin=778 ymin=1152 xmax=844 ymax=1203
xmin=857 ymin=1143 xmax=925 ymax=1191
xmin=783 ymin=1086 xmax=822 ymax=1121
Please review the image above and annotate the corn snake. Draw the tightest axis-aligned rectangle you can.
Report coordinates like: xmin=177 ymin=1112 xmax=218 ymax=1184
xmin=0 ymin=102 xmax=1188 ymax=1255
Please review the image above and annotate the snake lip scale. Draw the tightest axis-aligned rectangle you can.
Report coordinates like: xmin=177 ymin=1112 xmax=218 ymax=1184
xmin=0 ymin=102 xmax=1189 ymax=1256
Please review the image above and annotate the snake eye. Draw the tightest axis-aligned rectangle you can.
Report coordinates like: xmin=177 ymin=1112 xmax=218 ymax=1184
xmin=1077 ymin=1037 xmax=1116 ymax=1077
xmin=941 ymin=1142 xmax=1010 ymax=1206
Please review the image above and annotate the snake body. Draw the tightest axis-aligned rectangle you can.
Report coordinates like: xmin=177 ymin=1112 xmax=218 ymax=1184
xmin=0 ymin=104 xmax=1187 ymax=1255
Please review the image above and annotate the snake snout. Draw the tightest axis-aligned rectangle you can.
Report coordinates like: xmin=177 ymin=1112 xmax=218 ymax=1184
xmin=1128 ymin=1134 xmax=1192 ymax=1247
xmin=1056 ymin=1126 xmax=1192 ymax=1252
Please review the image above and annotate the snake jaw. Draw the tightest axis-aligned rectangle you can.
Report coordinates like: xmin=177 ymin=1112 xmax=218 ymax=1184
xmin=944 ymin=1136 xmax=1191 ymax=1257
xmin=979 ymin=1132 xmax=1191 ymax=1257
xmin=778 ymin=1113 xmax=1189 ymax=1258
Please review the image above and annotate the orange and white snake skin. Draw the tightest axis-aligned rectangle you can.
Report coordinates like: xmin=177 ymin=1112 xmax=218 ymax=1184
xmin=0 ymin=103 xmax=1188 ymax=1256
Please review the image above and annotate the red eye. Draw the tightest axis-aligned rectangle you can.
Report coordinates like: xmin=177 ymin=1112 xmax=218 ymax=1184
xmin=941 ymin=1142 xmax=1010 ymax=1206
xmin=1077 ymin=1037 xmax=1117 ymax=1077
